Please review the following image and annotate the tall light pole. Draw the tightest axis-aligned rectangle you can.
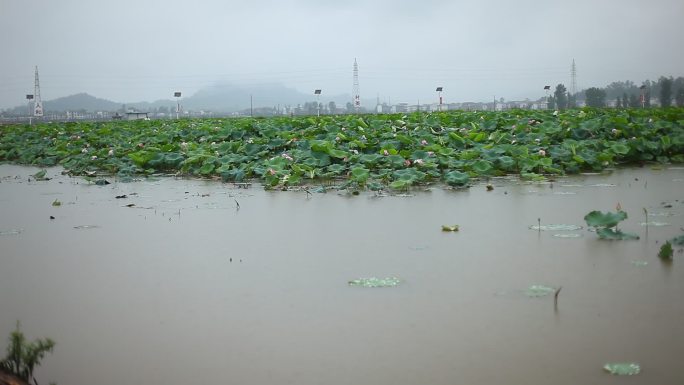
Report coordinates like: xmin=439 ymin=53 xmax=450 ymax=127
xmin=639 ymin=85 xmax=646 ymax=108
xmin=174 ymin=91 xmax=181 ymax=119
xmin=544 ymin=85 xmax=551 ymax=109
xmin=26 ymin=94 xmax=34 ymax=125
xmin=436 ymin=87 xmax=443 ymax=111
xmin=314 ymin=89 xmax=321 ymax=117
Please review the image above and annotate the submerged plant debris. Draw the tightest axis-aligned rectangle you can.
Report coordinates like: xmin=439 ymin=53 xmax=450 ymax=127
xmin=73 ymin=225 xmax=99 ymax=230
xmin=669 ymin=235 xmax=684 ymax=246
xmin=525 ymin=285 xmax=557 ymax=298
xmin=441 ymin=225 xmax=459 ymax=232
xmin=348 ymin=277 xmax=401 ymax=288
xmin=603 ymin=362 xmax=641 ymax=376
xmin=552 ymin=233 xmax=583 ymax=238
xmin=0 ymin=229 xmax=23 ymax=236
xmin=640 ymin=221 xmax=671 ymax=227
xmin=528 ymin=224 xmax=583 ymax=231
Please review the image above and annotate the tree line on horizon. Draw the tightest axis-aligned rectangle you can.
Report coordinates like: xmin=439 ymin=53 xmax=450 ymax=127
xmin=548 ymin=76 xmax=684 ymax=109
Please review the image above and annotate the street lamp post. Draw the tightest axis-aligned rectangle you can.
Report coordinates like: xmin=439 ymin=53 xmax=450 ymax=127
xmin=174 ymin=92 xmax=182 ymax=119
xmin=639 ymin=85 xmax=646 ymax=108
xmin=436 ymin=87 xmax=443 ymax=111
xmin=543 ymin=85 xmax=551 ymax=109
xmin=314 ymin=89 xmax=321 ymax=117
xmin=26 ymin=94 xmax=34 ymax=125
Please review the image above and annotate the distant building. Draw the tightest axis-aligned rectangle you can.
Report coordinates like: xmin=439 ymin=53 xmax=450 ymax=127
xmin=125 ymin=112 xmax=149 ymax=120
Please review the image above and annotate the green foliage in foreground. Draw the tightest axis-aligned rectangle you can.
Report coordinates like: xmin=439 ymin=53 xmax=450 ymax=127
xmin=1 ymin=323 xmax=55 ymax=383
xmin=584 ymin=210 xmax=640 ymax=240
xmin=1 ymin=108 xmax=683 ymax=190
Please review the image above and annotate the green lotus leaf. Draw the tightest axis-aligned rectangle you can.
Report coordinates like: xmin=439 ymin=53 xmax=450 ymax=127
xmin=444 ymin=171 xmax=469 ymax=187
xmin=596 ymin=228 xmax=639 ymax=240
xmin=327 ymin=164 xmax=346 ymax=174
xmin=350 ymin=167 xmax=370 ymax=183
xmin=471 ymin=160 xmax=493 ymax=175
xmin=610 ymin=143 xmax=630 ymax=155
xmin=367 ymin=181 xmax=384 ymax=191
xmin=128 ymin=150 xmax=156 ymax=167
xmin=389 ymin=179 xmax=410 ymax=190
xmin=528 ymin=224 xmax=583 ymax=231
xmin=199 ymin=163 xmax=215 ymax=175
xmin=310 ymin=140 xmax=333 ymax=153
xmin=584 ymin=210 xmax=627 ymax=228
xmin=603 ymin=363 xmax=640 ymax=376
xmin=393 ymin=168 xmax=426 ymax=182
xmin=386 ymin=154 xmax=406 ymax=168
xmin=495 ymin=156 xmax=516 ymax=171
xmin=32 ymin=169 xmax=48 ymax=180
xmin=359 ymin=153 xmax=383 ymax=165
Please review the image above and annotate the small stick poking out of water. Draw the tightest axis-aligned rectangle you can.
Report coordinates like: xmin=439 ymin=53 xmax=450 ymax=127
xmin=554 ymin=286 xmax=562 ymax=307
xmin=537 ymin=218 xmax=541 ymax=232
xmin=234 ymin=199 xmax=240 ymax=210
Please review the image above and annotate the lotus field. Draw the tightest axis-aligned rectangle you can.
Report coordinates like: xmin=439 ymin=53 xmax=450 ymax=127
xmin=1 ymin=108 xmax=683 ymax=189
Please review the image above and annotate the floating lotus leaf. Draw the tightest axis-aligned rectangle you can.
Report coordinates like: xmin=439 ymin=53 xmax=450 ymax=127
xmin=671 ymin=235 xmax=684 ymax=246
xmin=553 ymin=233 xmax=582 ymax=238
xmin=584 ymin=210 xmax=627 ymax=228
xmin=441 ymin=225 xmax=459 ymax=232
xmin=639 ymin=221 xmax=670 ymax=227
xmin=596 ymin=228 xmax=639 ymax=240
xmin=525 ymin=285 xmax=556 ymax=298
xmin=32 ymin=169 xmax=48 ymax=180
xmin=0 ymin=229 xmax=23 ymax=236
xmin=348 ymin=277 xmax=401 ymax=288
xmin=589 ymin=183 xmax=616 ymax=187
xmin=73 ymin=225 xmax=99 ymax=230
xmin=647 ymin=211 xmax=676 ymax=217
xmin=528 ymin=224 xmax=583 ymax=231
xmin=603 ymin=363 xmax=640 ymax=375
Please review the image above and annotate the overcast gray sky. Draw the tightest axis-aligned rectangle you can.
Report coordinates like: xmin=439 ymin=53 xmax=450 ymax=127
xmin=1 ymin=0 xmax=683 ymax=108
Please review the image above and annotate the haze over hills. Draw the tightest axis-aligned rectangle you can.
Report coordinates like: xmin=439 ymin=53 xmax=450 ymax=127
xmin=1 ymin=83 xmax=354 ymax=114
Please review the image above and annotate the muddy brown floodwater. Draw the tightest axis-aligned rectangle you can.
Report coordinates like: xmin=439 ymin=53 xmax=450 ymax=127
xmin=1 ymin=164 xmax=683 ymax=385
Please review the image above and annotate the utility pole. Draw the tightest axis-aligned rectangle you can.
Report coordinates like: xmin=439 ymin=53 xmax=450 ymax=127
xmin=436 ymin=87 xmax=443 ymax=111
xmin=26 ymin=94 xmax=34 ymax=125
xmin=314 ymin=89 xmax=321 ymax=117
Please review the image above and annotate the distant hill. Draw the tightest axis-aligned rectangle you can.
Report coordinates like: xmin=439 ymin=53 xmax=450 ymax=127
xmin=43 ymin=93 xmax=121 ymax=112
xmin=182 ymin=83 xmax=351 ymax=112
xmin=1 ymin=83 xmax=354 ymax=115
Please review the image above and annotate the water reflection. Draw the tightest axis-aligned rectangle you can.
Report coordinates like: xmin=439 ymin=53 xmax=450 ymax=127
xmin=1 ymin=165 xmax=683 ymax=385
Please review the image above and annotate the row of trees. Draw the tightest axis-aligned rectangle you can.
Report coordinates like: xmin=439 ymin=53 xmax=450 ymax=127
xmin=548 ymin=76 xmax=684 ymax=109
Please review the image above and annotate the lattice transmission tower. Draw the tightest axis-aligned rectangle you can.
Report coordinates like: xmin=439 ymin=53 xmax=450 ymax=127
xmin=34 ymin=66 xmax=44 ymax=117
xmin=352 ymin=59 xmax=360 ymax=111
xmin=570 ymin=59 xmax=577 ymax=96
